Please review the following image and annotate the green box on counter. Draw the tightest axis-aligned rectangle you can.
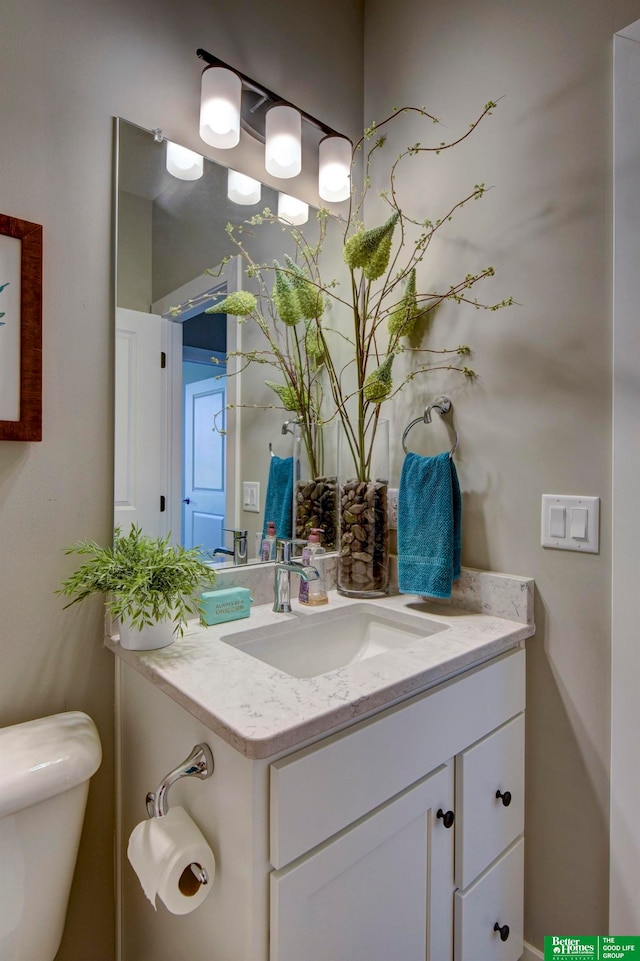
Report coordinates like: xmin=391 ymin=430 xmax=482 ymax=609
xmin=200 ymin=587 xmax=253 ymax=626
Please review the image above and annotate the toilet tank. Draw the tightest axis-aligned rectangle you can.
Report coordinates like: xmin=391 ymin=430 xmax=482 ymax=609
xmin=0 ymin=711 xmax=102 ymax=961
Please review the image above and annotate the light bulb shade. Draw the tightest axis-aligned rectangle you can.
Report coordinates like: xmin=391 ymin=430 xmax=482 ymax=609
xmin=318 ymin=135 xmax=352 ymax=202
xmin=165 ymin=141 xmax=204 ymax=181
xmin=200 ymin=66 xmax=241 ymax=148
xmin=277 ymin=192 xmax=309 ymax=225
xmin=265 ymin=105 xmax=302 ymax=179
xmin=227 ymin=169 xmax=262 ymax=205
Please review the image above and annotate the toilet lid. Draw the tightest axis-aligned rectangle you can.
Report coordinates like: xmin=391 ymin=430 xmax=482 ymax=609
xmin=0 ymin=711 xmax=102 ymax=817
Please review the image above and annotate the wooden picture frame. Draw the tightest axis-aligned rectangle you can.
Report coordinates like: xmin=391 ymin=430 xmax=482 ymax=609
xmin=0 ymin=214 xmax=42 ymax=441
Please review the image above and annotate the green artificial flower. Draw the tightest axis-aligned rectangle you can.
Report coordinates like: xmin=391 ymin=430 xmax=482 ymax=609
xmin=265 ymin=381 xmax=300 ymax=411
xmin=272 ymin=261 xmax=303 ymax=326
xmin=304 ymin=320 xmax=325 ymax=368
xmin=363 ymin=354 xmax=394 ymax=403
xmin=284 ymin=255 xmax=324 ymax=319
xmin=363 ymin=232 xmax=393 ymax=281
xmin=205 ymin=291 xmax=257 ymax=317
xmin=343 ymin=212 xmax=399 ymax=279
xmin=388 ymin=269 xmax=419 ymax=336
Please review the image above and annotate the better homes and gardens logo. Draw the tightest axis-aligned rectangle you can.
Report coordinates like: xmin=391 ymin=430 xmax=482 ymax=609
xmin=544 ymin=937 xmax=639 ymax=959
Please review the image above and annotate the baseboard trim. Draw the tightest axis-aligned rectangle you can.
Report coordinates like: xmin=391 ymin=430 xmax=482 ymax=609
xmin=522 ymin=942 xmax=544 ymax=960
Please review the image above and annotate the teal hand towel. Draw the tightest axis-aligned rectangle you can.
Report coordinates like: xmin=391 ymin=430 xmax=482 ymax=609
xmin=263 ymin=455 xmax=293 ymax=540
xmin=397 ymin=451 xmax=462 ymax=598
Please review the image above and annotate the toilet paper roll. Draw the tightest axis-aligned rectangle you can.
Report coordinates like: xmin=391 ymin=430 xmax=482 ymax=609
xmin=127 ymin=806 xmax=216 ymax=915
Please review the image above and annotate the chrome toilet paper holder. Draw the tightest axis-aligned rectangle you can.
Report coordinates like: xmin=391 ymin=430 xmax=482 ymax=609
xmin=145 ymin=743 xmax=215 ymax=887
xmin=146 ymin=743 xmax=214 ymax=819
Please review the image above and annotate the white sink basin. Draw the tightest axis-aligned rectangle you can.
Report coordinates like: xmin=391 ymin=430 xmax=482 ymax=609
xmin=219 ymin=603 xmax=449 ymax=678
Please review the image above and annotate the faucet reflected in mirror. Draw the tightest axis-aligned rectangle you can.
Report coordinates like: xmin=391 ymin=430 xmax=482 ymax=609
xmin=210 ymin=529 xmax=248 ymax=566
xmin=114 ymin=118 xmax=340 ymax=564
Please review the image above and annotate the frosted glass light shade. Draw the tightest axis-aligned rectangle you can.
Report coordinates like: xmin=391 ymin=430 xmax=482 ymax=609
xmin=166 ymin=142 xmax=204 ymax=181
xmin=227 ymin=169 xmax=262 ymax=205
xmin=318 ymin=135 xmax=352 ymax=202
xmin=200 ymin=66 xmax=241 ymax=148
xmin=265 ymin=105 xmax=302 ymax=179
xmin=277 ymin=193 xmax=309 ymax=225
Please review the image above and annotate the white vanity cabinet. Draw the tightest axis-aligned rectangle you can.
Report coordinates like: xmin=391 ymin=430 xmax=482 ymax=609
xmin=116 ymin=645 xmax=526 ymax=961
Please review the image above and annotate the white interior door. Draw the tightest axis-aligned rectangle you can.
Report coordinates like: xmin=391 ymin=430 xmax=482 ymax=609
xmin=114 ymin=307 xmax=167 ymax=537
xmin=183 ymin=376 xmax=226 ymax=552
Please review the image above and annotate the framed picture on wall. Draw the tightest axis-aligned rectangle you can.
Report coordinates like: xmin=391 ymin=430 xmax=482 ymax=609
xmin=0 ymin=214 xmax=42 ymax=441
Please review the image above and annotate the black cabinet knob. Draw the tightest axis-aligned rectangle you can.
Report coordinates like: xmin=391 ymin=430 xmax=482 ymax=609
xmin=496 ymin=789 xmax=512 ymax=807
xmin=494 ymin=922 xmax=510 ymax=942
xmin=436 ymin=808 xmax=455 ymax=829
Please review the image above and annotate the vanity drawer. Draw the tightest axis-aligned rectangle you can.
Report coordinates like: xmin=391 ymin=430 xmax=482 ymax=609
xmin=455 ymin=713 xmax=525 ymax=888
xmin=454 ymin=837 xmax=524 ymax=961
xmin=270 ymin=649 xmax=525 ymax=868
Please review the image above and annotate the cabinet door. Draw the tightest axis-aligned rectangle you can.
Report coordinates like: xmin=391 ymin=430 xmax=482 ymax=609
xmin=454 ymin=837 xmax=524 ymax=961
xmin=270 ymin=764 xmax=454 ymax=961
xmin=456 ymin=713 xmax=525 ymax=888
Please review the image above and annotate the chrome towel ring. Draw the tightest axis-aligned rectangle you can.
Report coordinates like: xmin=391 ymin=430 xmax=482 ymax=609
xmin=401 ymin=395 xmax=459 ymax=457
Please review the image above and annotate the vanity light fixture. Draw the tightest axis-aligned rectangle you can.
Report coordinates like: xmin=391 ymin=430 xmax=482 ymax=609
xmin=165 ymin=141 xmax=204 ymax=181
xmin=199 ymin=65 xmax=242 ymax=148
xmin=227 ymin=169 xmax=261 ymax=205
xmin=197 ymin=48 xmax=352 ymax=201
xmin=265 ymin=105 xmax=302 ymax=179
xmin=318 ymin=135 xmax=352 ymax=203
xmin=277 ymin=192 xmax=309 ymax=225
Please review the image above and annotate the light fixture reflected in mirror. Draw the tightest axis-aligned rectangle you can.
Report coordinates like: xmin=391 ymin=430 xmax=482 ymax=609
xmin=318 ymin=135 xmax=352 ymax=202
xmin=227 ymin=169 xmax=262 ymax=205
xmin=265 ymin=105 xmax=302 ymax=179
xmin=166 ymin=141 xmax=204 ymax=181
xmin=199 ymin=65 xmax=242 ymax=148
xmin=278 ymin=192 xmax=309 ymax=225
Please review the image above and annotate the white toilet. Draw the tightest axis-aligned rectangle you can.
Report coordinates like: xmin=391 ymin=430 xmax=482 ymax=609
xmin=0 ymin=711 xmax=102 ymax=961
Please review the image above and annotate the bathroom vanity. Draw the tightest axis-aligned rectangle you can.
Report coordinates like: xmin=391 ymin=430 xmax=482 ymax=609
xmin=110 ymin=568 xmax=534 ymax=961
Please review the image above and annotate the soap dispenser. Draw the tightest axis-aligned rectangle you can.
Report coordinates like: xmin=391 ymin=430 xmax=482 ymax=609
xmin=261 ymin=521 xmax=277 ymax=561
xmin=299 ymin=529 xmax=328 ymax=605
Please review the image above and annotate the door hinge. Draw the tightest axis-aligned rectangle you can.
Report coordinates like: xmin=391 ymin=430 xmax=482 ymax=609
xmin=160 ymin=351 xmax=167 ymax=369
xmin=160 ymin=495 xmax=166 ymax=512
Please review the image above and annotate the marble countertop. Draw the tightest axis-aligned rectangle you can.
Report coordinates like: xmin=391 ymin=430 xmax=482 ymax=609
xmin=106 ymin=568 xmax=535 ymax=759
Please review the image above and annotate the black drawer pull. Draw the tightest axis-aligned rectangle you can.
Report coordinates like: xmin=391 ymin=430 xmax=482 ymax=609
xmin=496 ymin=789 xmax=512 ymax=807
xmin=436 ymin=808 xmax=455 ymax=829
xmin=494 ymin=922 xmax=510 ymax=942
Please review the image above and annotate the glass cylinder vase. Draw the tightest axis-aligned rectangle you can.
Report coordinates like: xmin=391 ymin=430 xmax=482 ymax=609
xmin=293 ymin=422 xmax=337 ymax=552
xmin=337 ymin=418 xmax=389 ymax=597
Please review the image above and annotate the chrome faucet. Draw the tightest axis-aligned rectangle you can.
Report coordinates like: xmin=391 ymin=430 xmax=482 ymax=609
xmin=273 ymin=539 xmax=319 ymax=613
xmin=211 ymin=529 xmax=248 ymax=566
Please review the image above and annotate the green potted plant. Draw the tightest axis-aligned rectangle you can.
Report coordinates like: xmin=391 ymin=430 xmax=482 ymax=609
xmin=57 ymin=525 xmax=216 ymax=650
xmin=209 ymin=100 xmax=513 ymax=595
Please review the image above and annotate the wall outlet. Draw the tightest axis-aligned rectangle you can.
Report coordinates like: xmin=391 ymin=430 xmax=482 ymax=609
xmin=541 ymin=494 xmax=600 ymax=553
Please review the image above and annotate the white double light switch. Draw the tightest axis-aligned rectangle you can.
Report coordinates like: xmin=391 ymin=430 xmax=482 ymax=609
xmin=242 ymin=481 xmax=260 ymax=513
xmin=541 ymin=495 xmax=600 ymax=553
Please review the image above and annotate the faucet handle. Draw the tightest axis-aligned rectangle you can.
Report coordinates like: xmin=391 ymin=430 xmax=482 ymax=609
xmin=224 ymin=528 xmax=248 ymax=541
xmin=276 ymin=538 xmax=307 ymax=562
xmin=276 ymin=538 xmax=293 ymax=563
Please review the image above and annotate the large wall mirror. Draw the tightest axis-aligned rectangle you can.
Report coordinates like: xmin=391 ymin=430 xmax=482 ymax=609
xmin=114 ymin=118 xmax=339 ymax=564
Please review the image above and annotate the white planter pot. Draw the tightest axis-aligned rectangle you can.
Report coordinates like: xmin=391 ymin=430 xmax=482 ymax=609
xmin=117 ymin=615 xmax=177 ymax=651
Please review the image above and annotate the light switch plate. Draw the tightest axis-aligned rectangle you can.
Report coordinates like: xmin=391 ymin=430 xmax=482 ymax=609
xmin=541 ymin=494 xmax=600 ymax=553
xmin=242 ymin=481 xmax=260 ymax=513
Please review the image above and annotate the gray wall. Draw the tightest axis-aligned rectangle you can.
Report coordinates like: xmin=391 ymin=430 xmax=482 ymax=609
xmin=363 ymin=0 xmax=640 ymax=947
xmin=0 ymin=1 xmax=363 ymax=958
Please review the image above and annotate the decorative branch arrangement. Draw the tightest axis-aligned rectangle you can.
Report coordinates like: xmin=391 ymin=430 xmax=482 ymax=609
xmin=207 ymin=99 xmax=513 ymax=483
